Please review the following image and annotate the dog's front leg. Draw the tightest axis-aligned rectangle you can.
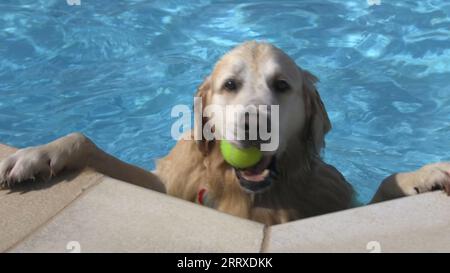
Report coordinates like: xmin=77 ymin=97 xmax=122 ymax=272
xmin=371 ymin=162 xmax=450 ymax=203
xmin=0 ymin=133 xmax=165 ymax=192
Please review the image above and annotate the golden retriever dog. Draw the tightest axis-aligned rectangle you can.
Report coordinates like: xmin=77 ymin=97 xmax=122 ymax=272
xmin=1 ymin=41 xmax=449 ymax=225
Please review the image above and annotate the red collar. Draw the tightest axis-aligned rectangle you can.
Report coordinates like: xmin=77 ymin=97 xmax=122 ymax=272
xmin=197 ymin=188 xmax=214 ymax=208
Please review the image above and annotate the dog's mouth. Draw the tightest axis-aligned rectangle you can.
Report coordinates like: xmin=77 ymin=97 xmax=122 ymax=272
xmin=234 ymin=155 xmax=278 ymax=193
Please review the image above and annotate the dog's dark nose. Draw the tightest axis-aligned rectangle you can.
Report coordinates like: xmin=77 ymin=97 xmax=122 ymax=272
xmin=239 ymin=111 xmax=271 ymax=148
xmin=244 ymin=120 xmax=251 ymax=133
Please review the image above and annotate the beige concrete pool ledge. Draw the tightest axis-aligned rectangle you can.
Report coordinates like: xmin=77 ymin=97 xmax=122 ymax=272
xmin=1 ymin=143 xmax=449 ymax=253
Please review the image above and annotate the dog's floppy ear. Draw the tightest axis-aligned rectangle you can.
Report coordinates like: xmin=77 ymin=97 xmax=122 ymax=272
xmin=302 ymin=69 xmax=331 ymax=156
xmin=194 ymin=76 xmax=214 ymax=156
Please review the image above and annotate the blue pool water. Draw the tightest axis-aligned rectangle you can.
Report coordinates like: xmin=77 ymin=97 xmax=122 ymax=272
xmin=1 ymin=0 xmax=450 ymax=203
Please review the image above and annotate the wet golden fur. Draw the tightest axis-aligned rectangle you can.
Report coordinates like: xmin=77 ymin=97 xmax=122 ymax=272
xmin=2 ymin=41 xmax=448 ymax=226
xmin=157 ymin=42 xmax=353 ymax=225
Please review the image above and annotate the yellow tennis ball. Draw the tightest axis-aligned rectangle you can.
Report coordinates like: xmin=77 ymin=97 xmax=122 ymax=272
xmin=220 ymin=140 xmax=263 ymax=169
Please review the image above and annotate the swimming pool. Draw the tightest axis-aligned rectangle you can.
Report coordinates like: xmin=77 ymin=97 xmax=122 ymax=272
xmin=1 ymin=0 xmax=449 ymax=203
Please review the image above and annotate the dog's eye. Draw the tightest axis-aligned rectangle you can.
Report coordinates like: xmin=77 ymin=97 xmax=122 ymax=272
xmin=224 ymin=79 xmax=238 ymax=92
xmin=273 ymin=79 xmax=290 ymax=92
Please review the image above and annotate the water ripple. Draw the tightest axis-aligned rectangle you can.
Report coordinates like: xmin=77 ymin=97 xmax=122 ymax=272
xmin=1 ymin=0 xmax=450 ymax=203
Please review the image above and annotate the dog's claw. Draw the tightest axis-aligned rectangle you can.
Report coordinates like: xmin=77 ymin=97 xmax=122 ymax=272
xmin=0 ymin=147 xmax=53 ymax=189
xmin=418 ymin=163 xmax=450 ymax=197
xmin=443 ymin=173 xmax=450 ymax=196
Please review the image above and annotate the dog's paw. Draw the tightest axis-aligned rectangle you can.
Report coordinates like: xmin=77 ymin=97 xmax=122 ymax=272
xmin=414 ymin=162 xmax=450 ymax=196
xmin=0 ymin=147 xmax=54 ymax=188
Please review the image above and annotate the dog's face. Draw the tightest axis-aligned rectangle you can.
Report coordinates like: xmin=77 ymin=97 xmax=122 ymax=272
xmin=196 ymin=41 xmax=331 ymax=193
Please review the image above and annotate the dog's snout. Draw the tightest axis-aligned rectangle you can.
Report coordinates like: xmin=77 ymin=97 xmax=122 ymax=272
xmin=236 ymin=108 xmax=272 ymax=148
xmin=244 ymin=119 xmax=251 ymax=133
xmin=245 ymin=115 xmax=271 ymax=133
